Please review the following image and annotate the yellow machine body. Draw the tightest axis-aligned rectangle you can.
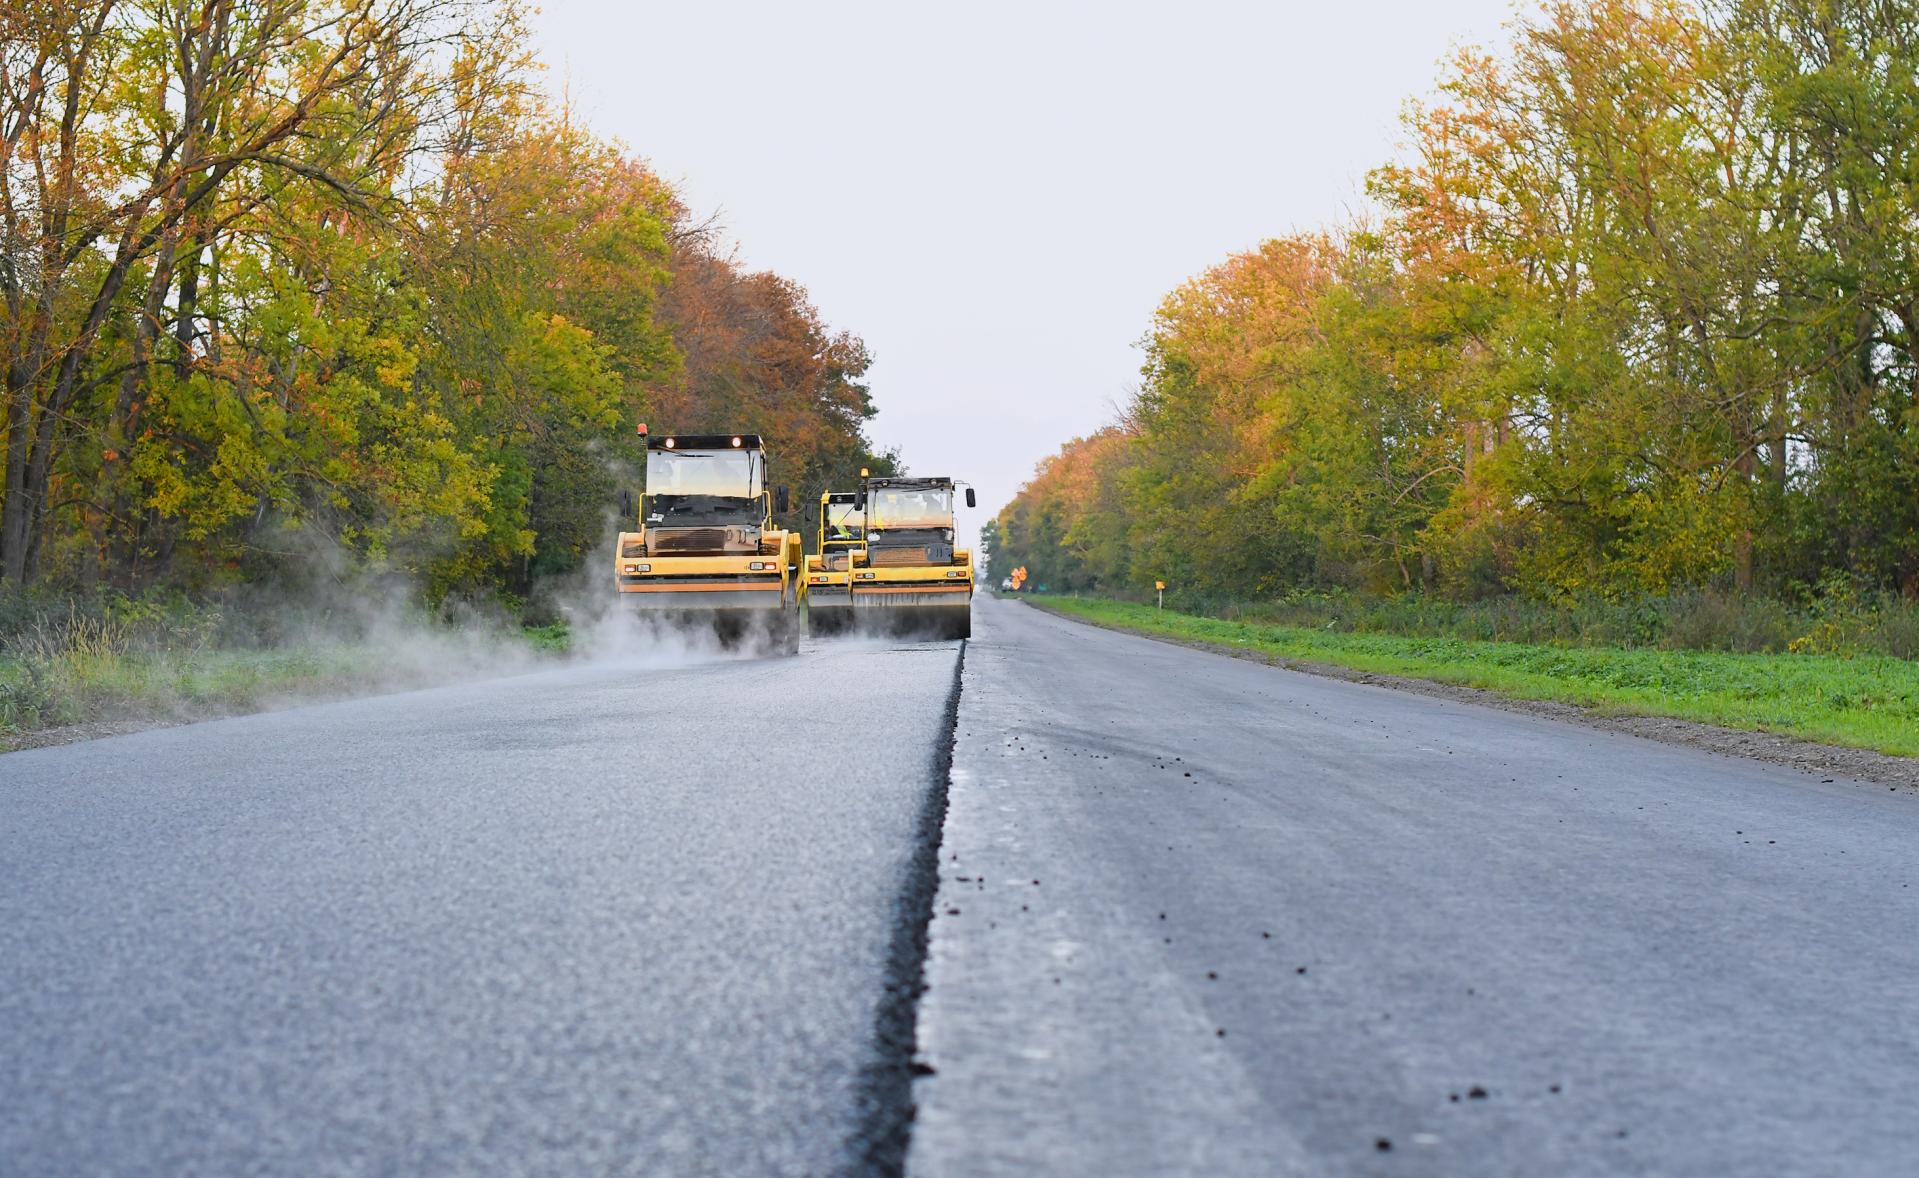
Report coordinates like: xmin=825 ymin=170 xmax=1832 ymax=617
xmin=844 ymin=475 xmax=975 ymax=639
xmin=613 ymin=432 xmax=802 ymax=652
xmin=804 ymin=491 xmax=864 ymax=635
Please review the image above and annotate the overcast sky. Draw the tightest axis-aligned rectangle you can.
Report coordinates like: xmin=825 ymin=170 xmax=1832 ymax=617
xmin=530 ymin=0 xmax=1518 ymax=545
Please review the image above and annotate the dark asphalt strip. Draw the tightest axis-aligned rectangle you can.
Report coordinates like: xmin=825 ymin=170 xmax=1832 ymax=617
xmin=848 ymin=640 xmax=966 ymax=1174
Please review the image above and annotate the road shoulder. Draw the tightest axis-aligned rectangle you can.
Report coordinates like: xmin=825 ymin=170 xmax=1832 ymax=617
xmin=1027 ymin=598 xmax=1919 ymax=792
xmin=906 ymin=601 xmax=1312 ymax=1176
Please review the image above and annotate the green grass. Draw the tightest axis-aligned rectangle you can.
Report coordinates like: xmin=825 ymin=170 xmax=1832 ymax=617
xmin=1032 ymin=596 xmax=1919 ymax=758
xmin=521 ymin=621 xmax=572 ymax=654
xmin=1045 ymin=584 xmax=1919 ymax=656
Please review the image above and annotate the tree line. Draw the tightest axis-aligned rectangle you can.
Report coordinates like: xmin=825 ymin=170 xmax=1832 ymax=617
xmin=1 ymin=0 xmax=892 ymax=601
xmin=995 ymin=0 xmax=1919 ymax=607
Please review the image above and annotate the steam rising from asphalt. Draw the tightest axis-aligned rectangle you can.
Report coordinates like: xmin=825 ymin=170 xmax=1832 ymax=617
xmin=559 ymin=600 xmax=792 ymax=669
xmin=231 ymin=514 xmax=771 ymax=712
xmin=531 ymin=504 xmax=790 ymax=670
xmin=2 ymin=505 xmax=829 ymax=749
xmin=237 ymin=492 xmax=962 ymax=719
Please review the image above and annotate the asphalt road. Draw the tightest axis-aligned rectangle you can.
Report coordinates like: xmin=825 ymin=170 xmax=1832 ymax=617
xmin=910 ymin=596 xmax=1919 ymax=1177
xmin=8 ymin=596 xmax=1919 ymax=1177
xmin=0 ymin=636 xmax=960 ymax=1176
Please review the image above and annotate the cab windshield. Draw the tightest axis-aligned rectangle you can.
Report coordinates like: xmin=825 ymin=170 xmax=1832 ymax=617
xmin=823 ymin=502 xmax=865 ymax=542
xmin=646 ymin=449 xmax=762 ymax=497
xmin=645 ymin=449 xmax=764 ymax=523
xmin=869 ymin=487 xmax=953 ymax=530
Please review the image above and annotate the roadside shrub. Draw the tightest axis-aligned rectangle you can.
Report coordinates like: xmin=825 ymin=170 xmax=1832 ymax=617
xmin=0 ymin=659 xmax=64 ymax=730
xmin=1091 ymin=585 xmax=1919 ymax=659
xmin=1864 ymin=606 xmax=1919 ymax=660
xmin=1662 ymin=593 xmax=1795 ymax=653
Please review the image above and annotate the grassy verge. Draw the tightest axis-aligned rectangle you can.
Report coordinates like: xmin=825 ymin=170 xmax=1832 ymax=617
xmin=1 ymin=619 xmax=569 ymax=751
xmin=1130 ymin=584 xmax=1919 ymax=657
xmin=1030 ymin=596 xmax=1919 ymax=758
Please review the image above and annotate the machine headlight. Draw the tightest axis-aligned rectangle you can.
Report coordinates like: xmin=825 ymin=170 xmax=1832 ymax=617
xmin=856 ymin=572 xmax=876 ymax=580
xmin=624 ymin=563 xmax=651 ymax=574
xmin=946 ymin=570 xmax=967 ymax=578
xmin=750 ymin=560 xmax=772 ymax=570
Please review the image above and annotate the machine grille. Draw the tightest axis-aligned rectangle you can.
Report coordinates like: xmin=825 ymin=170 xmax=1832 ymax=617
xmin=870 ymin=546 xmax=939 ymax=566
xmin=650 ymin=527 xmax=759 ymax=554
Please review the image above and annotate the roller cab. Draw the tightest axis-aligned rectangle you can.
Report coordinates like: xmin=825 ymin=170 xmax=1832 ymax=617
xmin=614 ymin=431 xmax=802 ymax=653
xmin=847 ymin=476 xmax=976 ymax=639
xmin=804 ymin=491 xmax=863 ymax=636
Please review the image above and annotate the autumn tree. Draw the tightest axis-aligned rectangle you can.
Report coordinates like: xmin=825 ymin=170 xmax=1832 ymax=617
xmin=650 ymin=237 xmax=896 ymax=543
xmin=1 ymin=0 xmax=894 ymax=602
xmin=998 ymin=0 xmax=1919 ymax=608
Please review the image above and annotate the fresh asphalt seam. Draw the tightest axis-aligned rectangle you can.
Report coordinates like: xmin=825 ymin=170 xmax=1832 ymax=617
xmin=847 ymin=639 xmax=966 ymax=1176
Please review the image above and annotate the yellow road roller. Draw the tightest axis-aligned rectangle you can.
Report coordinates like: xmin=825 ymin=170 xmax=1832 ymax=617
xmin=804 ymin=491 xmax=864 ymax=636
xmin=613 ymin=429 xmax=802 ymax=653
xmin=846 ymin=474 xmax=976 ymax=639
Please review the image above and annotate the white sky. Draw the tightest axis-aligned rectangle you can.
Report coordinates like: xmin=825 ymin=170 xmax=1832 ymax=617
xmin=530 ymin=0 xmax=1519 ymax=546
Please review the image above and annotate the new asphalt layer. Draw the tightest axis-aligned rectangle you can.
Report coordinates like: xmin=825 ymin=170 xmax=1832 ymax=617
xmin=6 ymin=597 xmax=1918 ymax=1176
xmin=1 ymin=636 xmax=961 ymax=1175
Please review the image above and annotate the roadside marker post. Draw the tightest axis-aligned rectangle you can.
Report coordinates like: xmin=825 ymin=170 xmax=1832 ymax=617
xmin=1155 ymin=580 xmax=1165 ymax=610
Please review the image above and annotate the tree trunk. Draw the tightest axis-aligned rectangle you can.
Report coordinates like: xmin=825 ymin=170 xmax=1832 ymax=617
xmin=1 ymin=427 xmax=31 ymax=583
xmin=1769 ymin=385 xmax=1788 ymax=494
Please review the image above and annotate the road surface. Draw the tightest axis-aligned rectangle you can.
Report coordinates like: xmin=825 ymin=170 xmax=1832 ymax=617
xmin=0 ymin=637 xmax=960 ymax=1175
xmin=910 ymin=596 xmax=1919 ymax=1176
xmin=5 ymin=596 xmax=1918 ymax=1176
